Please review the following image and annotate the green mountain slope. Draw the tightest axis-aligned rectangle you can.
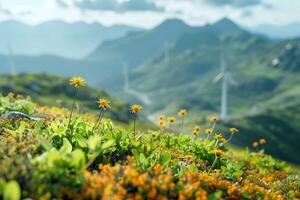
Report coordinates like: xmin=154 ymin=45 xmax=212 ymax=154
xmin=0 ymin=74 xmax=130 ymax=122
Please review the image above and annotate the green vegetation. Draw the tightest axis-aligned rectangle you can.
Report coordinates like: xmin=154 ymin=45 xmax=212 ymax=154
xmin=0 ymin=81 xmax=300 ymax=199
xmin=0 ymin=77 xmax=300 ymax=200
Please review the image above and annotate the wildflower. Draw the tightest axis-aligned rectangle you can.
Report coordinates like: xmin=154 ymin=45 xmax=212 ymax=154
xmin=130 ymin=104 xmax=142 ymax=135
xmin=253 ymin=142 xmax=259 ymax=148
xmin=69 ymin=76 xmax=85 ymax=88
xmin=93 ymin=98 xmax=111 ymax=131
xmin=67 ymin=76 xmax=86 ymax=129
xmin=178 ymin=109 xmax=187 ymax=134
xmin=193 ymin=125 xmax=201 ymax=133
xmin=259 ymin=138 xmax=266 ymax=145
xmin=159 ymin=120 xmax=166 ymax=129
xmin=209 ymin=148 xmax=224 ymax=172
xmin=178 ymin=109 xmax=187 ymax=117
xmin=212 ymin=148 xmax=224 ymax=156
xmin=16 ymin=94 xmax=23 ymax=100
xmin=7 ymin=92 xmax=14 ymax=98
xmin=168 ymin=117 xmax=176 ymax=123
xmin=193 ymin=130 xmax=198 ymax=136
xmin=211 ymin=116 xmax=218 ymax=123
xmin=168 ymin=117 xmax=176 ymax=132
xmin=159 ymin=115 xmax=165 ymax=121
xmin=192 ymin=125 xmax=200 ymax=136
xmin=214 ymin=134 xmax=225 ymax=143
xmin=229 ymin=128 xmax=239 ymax=134
xmin=205 ymin=128 xmax=212 ymax=135
xmin=130 ymin=104 xmax=143 ymax=113
xmin=97 ymin=98 xmax=111 ymax=110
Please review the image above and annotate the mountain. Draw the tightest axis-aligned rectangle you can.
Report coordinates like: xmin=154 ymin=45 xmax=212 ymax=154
xmin=117 ymin=18 xmax=300 ymax=164
xmin=88 ymin=19 xmax=191 ymax=64
xmin=250 ymin=22 xmax=300 ymax=39
xmin=0 ymin=20 xmax=142 ymax=59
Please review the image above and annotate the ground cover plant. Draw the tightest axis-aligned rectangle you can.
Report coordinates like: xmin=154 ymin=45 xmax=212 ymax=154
xmin=0 ymin=77 xmax=299 ymax=200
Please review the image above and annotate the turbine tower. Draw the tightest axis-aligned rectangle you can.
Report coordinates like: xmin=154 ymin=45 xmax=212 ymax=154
xmin=7 ymin=44 xmax=16 ymax=75
xmin=163 ymin=41 xmax=170 ymax=63
xmin=213 ymin=47 xmax=237 ymax=119
xmin=123 ymin=63 xmax=129 ymax=92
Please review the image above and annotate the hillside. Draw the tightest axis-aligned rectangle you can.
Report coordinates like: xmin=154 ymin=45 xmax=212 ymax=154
xmin=0 ymin=74 xmax=130 ymax=122
xmin=0 ymin=20 xmax=141 ymax=59
xmin=0 ymin=89 xmax=299 ymax=199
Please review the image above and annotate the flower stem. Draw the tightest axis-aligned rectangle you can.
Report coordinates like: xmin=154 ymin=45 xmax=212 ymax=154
xmin=225 ymin=133 xmax=234 ymax=144
xmin=68 ymin=88 xmax=78 ymax=128
xmin=209 ymin=155 xmax=218 ymax=173
xmin=92 ymin=110 xmax=105 ymax=131
xmin=181 ymin=117 xmax=184 ymax=134
xmin=133 ymin=114 xmax=137 ymax=136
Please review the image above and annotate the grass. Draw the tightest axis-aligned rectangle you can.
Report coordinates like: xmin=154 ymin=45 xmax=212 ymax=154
xmin=0 ymin=78 xmax=299 ymax=200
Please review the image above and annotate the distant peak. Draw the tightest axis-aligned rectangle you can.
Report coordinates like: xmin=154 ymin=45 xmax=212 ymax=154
xmin=156 ymin=18 xmax=189 ymax=29
xmin=212 ymin=17 xmax=241 ymax=32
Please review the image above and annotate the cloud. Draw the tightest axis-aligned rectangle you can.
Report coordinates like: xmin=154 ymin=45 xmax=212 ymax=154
xmin=0 ymin=4 xmax=12 ymax=15
xmin=56 ymin=0 xmax=69 ymax=8
xmin=241 ymin=10 xmax=253 ymax=17
xmin=74 ymin=0 xmax=164 ymax=12
xmin=204 ymin=0 xmax=262 ymax=7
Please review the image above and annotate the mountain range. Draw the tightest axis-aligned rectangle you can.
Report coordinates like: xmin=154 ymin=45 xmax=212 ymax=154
xmin=0 ymin=20 xmax=142 ymax=59
xmin=250 ymin=22 xmax=300 ymax=39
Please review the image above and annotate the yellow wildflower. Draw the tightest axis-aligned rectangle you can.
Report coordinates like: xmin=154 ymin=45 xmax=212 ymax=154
xmin=192 ymin=125 xmax=201 ymax=135
xmin=211 ymin=116 xmax=218 ymax=123
xmin=205 ymin=128 xmax=212 ymax=135
xmin=229 ymin=128 xmax=239 ymax=134
xmin=97 ymin=98 xmax=111 ymax=110
xmin=178 ymin=109 xmax=187 ymax=117
xmin=70 ymin=76 xmax=85 ymax=88
xmin=212 ymin=148 xmax=224 ymax=156
xmin=214 ymin=134 xmax=225 ymax=142
xmin=253 ymin=142 xmax=259 ymax=148
xmin=7 ymin=92 xmax=14 ymax=98
xmin=159 ymin=115 xmax=165 ymax=120
xmin=130 ymin=104 xmax=142 ymax=113
xmin=168 ymin=117 xmax=176 ymax=123
xmin=259 ymin=138 xmax=266 ymax=145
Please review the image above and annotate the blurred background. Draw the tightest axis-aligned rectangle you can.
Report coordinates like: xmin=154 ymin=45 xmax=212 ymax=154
xmin=0 ymin=0 xmax=300 ymax=165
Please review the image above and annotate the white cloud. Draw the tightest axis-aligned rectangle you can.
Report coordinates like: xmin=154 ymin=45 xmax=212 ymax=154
xmin=0 ymin=0 xmax=299 ymax=28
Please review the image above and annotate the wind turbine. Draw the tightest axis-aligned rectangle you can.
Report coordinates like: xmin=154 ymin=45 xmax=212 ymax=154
xmin=213 ymin=46 xmax=237 ymax=120
xmin=7 ymin=44 xmax=17 ymax=75
xmin=163 ymin=41 xmax=171 ymax=63
xmin=122 ymin=62 xmax=129 ymax=92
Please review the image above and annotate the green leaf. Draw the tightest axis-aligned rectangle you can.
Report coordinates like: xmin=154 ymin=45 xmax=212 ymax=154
xmin=87 ymin=135 xmax=101 ymax=152
xmin=71 ymin=149 xmax=86 ymax=169
xmin=0 ymin=178 xmax=6 ymax=195
xmin=132 ymin=149 xmax=140 ymax=161
xmin=38 ymin=136 xmax=53 ymax=151
xmin=3 ymin=180 xmax=21 ymax=200
xmin=208 ymin=191 xmax=222 ymax=200
xmin=159 ymin=152 xmax=171 ymax=166
xmin=101 ymin=140 xmax=115 ymax=150
xmin=60 ymin=138 xmax=72 ymax=154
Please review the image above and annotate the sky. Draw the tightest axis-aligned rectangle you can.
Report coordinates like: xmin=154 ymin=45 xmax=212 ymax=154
xmin=0 ymin=0 xmax=299 ymax=28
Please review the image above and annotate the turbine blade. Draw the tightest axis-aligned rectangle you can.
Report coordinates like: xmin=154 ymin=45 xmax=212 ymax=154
xmin=213 ymin=73 xmax=224 ymax=83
